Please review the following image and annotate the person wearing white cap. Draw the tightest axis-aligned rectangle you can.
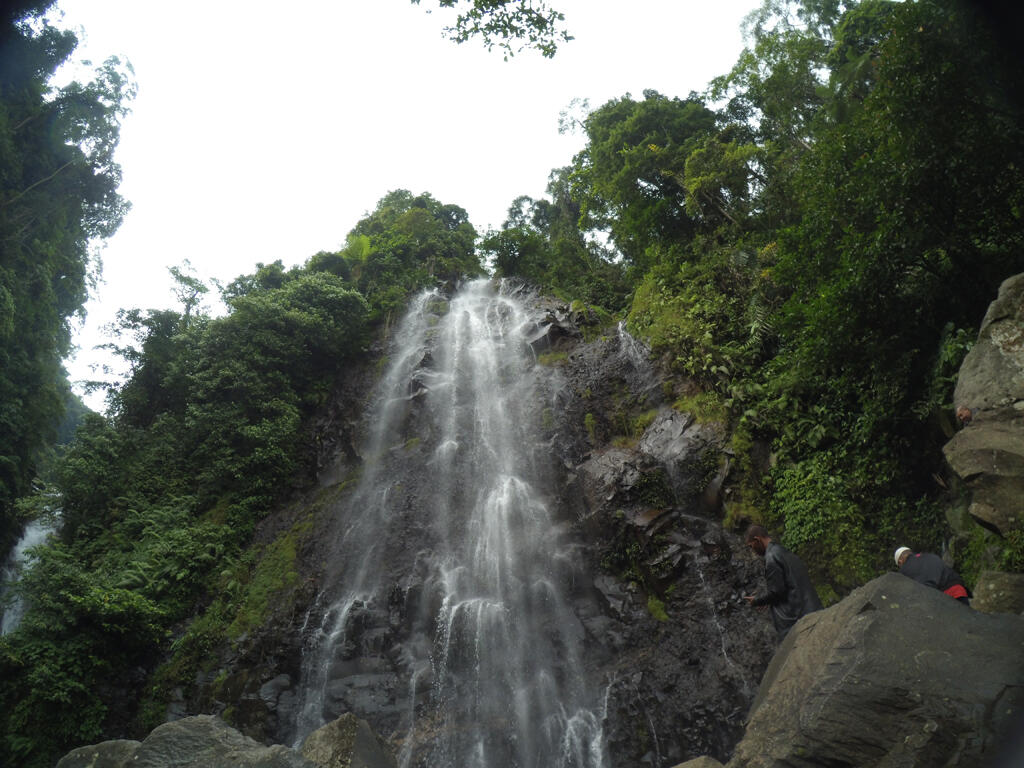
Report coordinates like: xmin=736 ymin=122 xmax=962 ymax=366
xmin=894 ymin=546 xmax=971 ymax=605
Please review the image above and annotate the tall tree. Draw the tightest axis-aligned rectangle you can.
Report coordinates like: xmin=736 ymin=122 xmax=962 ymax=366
xmin=568 ymin=90 xmax=717 ymax=272
xmin=0 ymin=2 xmax=133 ymax=551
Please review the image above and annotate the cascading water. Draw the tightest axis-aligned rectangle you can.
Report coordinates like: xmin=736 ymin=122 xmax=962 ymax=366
xmin=1 ymin=516 xmax=58 ymax=635
xmin=292 ymin=279 xmax=604 ymax=767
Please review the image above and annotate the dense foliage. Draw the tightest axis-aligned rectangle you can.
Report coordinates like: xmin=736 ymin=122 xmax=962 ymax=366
xmin=3 ymin=0 xmax=1023 ymax=764
xmin=0 ymin=1 xmax=133 ymax=554
xmin=0 ymin=187 xmax=479 ymax=765
xmin=484 ymin=0 xmax=1024 ymax=587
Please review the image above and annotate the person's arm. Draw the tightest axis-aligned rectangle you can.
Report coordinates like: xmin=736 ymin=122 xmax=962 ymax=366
xmin=751 ymin=555 xmax=787 ymax=606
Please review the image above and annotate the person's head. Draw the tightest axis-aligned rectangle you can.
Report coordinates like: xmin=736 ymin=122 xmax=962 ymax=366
xmin=894 ymin=546 xmax=912 ymax=568
xmin=745 ymin=525 xmax=772 ymax=557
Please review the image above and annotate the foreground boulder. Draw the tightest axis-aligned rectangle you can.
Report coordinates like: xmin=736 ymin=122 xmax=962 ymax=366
xmin=56 ymin=713 xmax=396 ymax=768
xmin=721 ymin=573 xmax=1024 ymax=767
xmin=298 ymin=714 xmax=397 ymax=768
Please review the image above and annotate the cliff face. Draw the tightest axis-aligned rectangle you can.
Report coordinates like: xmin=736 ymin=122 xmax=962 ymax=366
xmin=180 ymin=283 xmax=777 ymax=768
xmin=944 ymin=272 xmax=1024 ymax=539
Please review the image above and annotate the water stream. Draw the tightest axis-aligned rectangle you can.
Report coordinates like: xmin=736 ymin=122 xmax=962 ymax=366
xmin=292 ymin=279 xmax=604 ymax=767
xmin=1 ymin=516 xmax=58 ymax=635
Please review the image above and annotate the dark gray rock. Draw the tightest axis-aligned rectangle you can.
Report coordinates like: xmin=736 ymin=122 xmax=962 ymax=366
xmin=527 ymin=320 xmax=582 ymax=354
xmin=727 ymin=573 xmax=1024 ymax=768
xmin=638 ymin=408 xmax=726 ymax=508
xmin=943 ymin=408 xmax=1024 ymax=534
xmin=56 ymin=739 xmax=140 ymax=768
xmin=973 ymin=570 xmax=1024 ymax=615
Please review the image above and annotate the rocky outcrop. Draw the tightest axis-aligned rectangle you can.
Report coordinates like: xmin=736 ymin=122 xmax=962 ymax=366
xmin=56 ymin=714 xmax=396 ymax=768
xmin=952 ymin=272 xmax=1024 ymax=413
xmin=944 ymin=272 xmax=1024 ymax=535
xmin=972 ymin=570 xmax=1024 ymax=615
xmin=723 ymin=573 xmax=1024 ymax=767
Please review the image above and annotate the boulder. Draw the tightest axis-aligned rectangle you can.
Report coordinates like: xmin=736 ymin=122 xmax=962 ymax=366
xmin=55 ymin=714 xmax=398 ymax=768
xmin=972 ymin=570 xmax=1024 ymax=615
xmin=56 ymin=739 xmax=140 ymax=768
xmin=299 ymin=713 xmax=397 ymax=768
xmin=672 ymin=758 xmax=726 ymax=768
xmin=130 ymin=716 xmax=312 ymax=767
xmin=726 ymin=573 xmax=1024 ymax=767
xmin=953 ymin=272 xmax=1024 ymax=412
xmin=944 ymin=272 xmax=1024 ymax=535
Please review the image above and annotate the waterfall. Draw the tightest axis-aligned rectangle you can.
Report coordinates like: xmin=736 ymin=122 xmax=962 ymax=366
xmin=1 ymin=516 xmax=57 ymax=635
xmin=292 ymin=279 xmax=605 ymax=767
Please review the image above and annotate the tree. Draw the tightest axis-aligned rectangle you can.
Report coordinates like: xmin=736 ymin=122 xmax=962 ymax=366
xmin=482 ymin=170 xmax=630 ymax=310
xmin=410 ymin=0 xmax=572 ymax=57
xmin=568 ymin=91 xmax=717 ymax=271
xmin=344 ymin=190 xmax=482 ymax=321
xmin=0 ymin=2 xmax=133 ymax=553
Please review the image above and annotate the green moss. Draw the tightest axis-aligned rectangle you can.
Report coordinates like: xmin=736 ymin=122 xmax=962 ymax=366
xmin=537 ymin=350 xmax=568 ymax=366
xmin=647 ymin=594 xmax=669 ymax=621
xmin=426 ymin=298 xmax=450 ymax=315
xmin=541 ymin=407 xmax=554 ymax=430
xmin=672 ymin=392 xmax=728 ymax=423
xmin=584 ymin=412 xmax=597 ymax=443
xmin=636 ymin=469 xmax=673 ymax=507
xmin=633 ymin=408 xmax=658 ymax=434
xmin=228 ymin=516 xmax=313 ymax=638
xmin=959 ymin=525 xmax=1024 ymax=586
xmin=815 ymin=583 xmax=840 ymax=607
xmin=138 ymin=599 xmax=233 ymax=732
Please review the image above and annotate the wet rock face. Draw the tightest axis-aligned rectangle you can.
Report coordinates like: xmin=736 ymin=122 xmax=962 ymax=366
xmin=513 ymin=302 xmax=775 ymax=764
xmin=193 ymin=286 xmax=776 ymax=767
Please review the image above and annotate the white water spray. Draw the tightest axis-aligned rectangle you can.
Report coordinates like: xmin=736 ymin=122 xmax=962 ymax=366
xmin=293 ymin=280 xmax=605 ymax=767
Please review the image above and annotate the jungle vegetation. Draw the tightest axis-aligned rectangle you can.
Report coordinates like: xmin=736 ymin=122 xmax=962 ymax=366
xmin=1 ymin=0 xmax=1022 ymax=765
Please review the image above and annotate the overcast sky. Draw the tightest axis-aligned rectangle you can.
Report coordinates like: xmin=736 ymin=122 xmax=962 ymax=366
xmin=52 ymin=0 xmax=760 ymax=409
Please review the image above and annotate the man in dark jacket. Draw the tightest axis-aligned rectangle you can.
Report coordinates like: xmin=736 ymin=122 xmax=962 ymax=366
xmin=894 ymin=546 xmax=971 ymax=605
xmin=743 ymin=525 xmax=823 ymax=638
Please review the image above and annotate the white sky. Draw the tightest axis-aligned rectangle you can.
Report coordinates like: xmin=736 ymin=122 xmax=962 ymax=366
xmin=52 ymin=0 xmax=760 ymax=410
